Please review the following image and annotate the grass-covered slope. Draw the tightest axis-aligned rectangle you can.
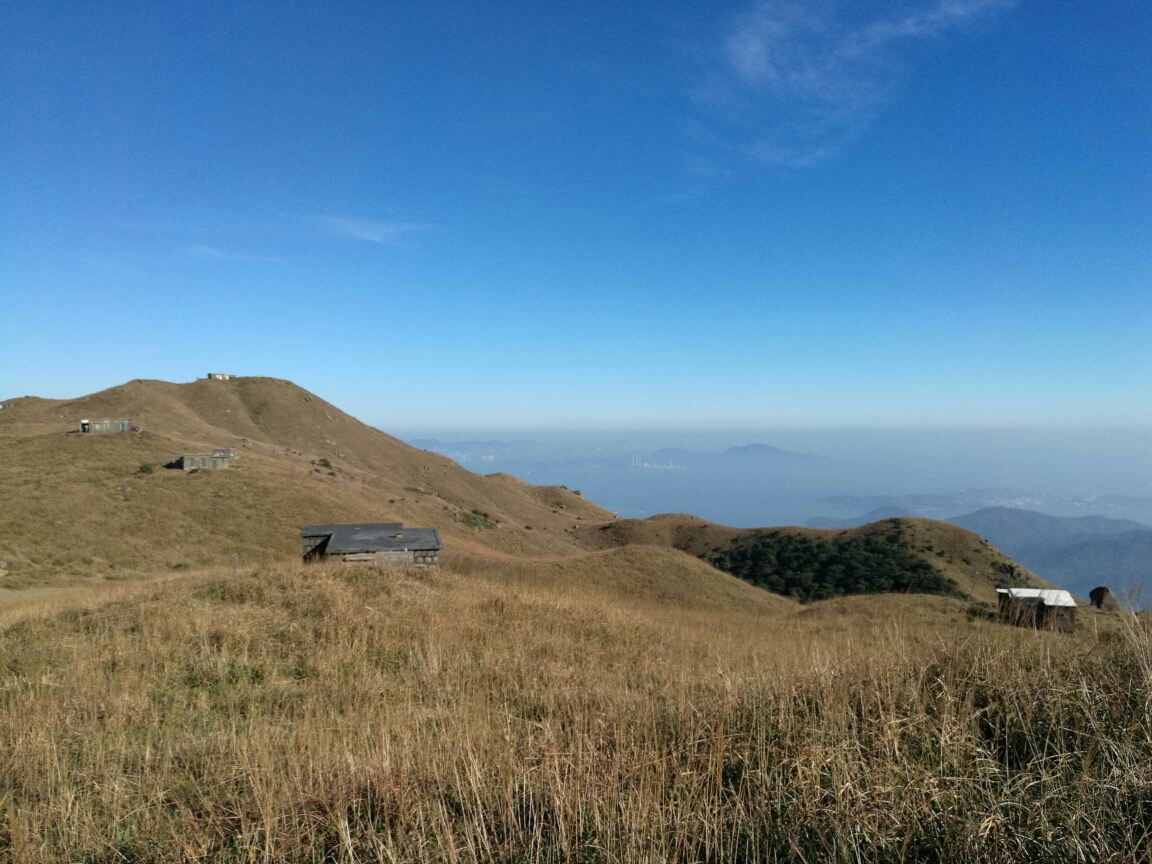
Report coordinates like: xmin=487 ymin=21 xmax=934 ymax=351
xmin=586 ymin=513 xmax=1050 ymax=604
xmin=0 ymin=377 xmax=613 ymax=584
xmin=0 ymin=560 xmax=1146 ymax=861
xmin=446 ymin=545 xmax=797 ymax=614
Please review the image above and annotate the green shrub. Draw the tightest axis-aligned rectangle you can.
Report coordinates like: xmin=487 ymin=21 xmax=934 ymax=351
xmin=707 ymin=526 xmax=962 ymax=602
xmin=462 ymin=511 xmax=497 ymax=530
xmin=138 ymin=463 xmax=155 ymax=475
xmin=966 ymin=604 xmax=994 ymax=621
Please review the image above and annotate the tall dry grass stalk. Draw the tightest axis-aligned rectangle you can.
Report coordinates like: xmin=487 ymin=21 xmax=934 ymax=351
xmin=0 ymin=562 xmax=1149 ymax=862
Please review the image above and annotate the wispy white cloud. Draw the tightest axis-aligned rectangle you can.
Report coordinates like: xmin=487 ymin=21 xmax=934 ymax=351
xmin=317 ymin=216 xmax=432 ymax=246
xmin=692 ymin=0 xmax=1014 ymax=167
xmin=178 ymin=244 xmax=290 ymax=263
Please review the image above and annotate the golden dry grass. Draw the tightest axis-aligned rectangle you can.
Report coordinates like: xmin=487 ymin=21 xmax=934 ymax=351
xmin=0 ymin=560 xmax=1148 ymax=862
xmin=0 ymin=377 xmax=615 ymax=585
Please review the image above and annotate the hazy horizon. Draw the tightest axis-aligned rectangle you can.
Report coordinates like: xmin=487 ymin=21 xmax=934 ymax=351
xmin=392 ymin=426 xmax=1152 ymax=527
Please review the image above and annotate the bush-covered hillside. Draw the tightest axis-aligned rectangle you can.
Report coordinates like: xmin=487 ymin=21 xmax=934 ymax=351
xmin=708 ymin=523 xmax=961 ymax=601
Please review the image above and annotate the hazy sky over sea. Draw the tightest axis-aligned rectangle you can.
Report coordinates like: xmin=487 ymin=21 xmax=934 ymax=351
xmin=2 ymin=2 xmax=1149 ymax=427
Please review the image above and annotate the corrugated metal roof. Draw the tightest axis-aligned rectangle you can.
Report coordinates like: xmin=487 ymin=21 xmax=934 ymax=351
xmin=300 ymin=523 xmax=441 ymax=553
xmin=997 ymin=587 xmax=1077 ymax=608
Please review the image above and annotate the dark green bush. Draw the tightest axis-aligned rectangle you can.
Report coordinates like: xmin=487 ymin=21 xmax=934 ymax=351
xmin=708 ymin=526 xmax=961 ymax=602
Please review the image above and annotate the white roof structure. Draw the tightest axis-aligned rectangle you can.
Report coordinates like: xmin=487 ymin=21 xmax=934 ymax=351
xmin=997 ymin=587 xmax=1077 ymax=608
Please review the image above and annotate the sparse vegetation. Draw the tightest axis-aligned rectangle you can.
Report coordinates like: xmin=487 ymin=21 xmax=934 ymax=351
xmin=992 ymin=559 xmax=1030 ymax=588
xmin=461 ymin=509 xmax=498 ymax=529
xmin=137 ymin=463 xmax=154 ymax=474
xmin=0 ymin=562 xmax=1147 ymax=861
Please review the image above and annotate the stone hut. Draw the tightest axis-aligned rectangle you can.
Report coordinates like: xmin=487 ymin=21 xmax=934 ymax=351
xmin=1089 ymin=586 xmax=1122 ymax=611
xmin=79 ymin=418 xmax=132 ymax=433
xmin=174 ymin=449 xmax=234 ymax=471
xmin=997 ymin=588 xmax=1078 ymax=631
xmin=207 ymin=372 xmax=235 ymax=381
xmin=300 ymin=523 xmax=441 ymax=566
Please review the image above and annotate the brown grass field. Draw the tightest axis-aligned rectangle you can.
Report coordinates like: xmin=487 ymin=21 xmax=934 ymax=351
xmin=3 ymin=376 xmax=1149 ymax=861
xmin=0 ymin=559 xmax=1148 ymax=863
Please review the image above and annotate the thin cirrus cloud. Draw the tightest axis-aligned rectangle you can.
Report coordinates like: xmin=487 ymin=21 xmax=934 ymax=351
xmin=691 ymin=0 xmax=1014 ymax=167
xmin=178 ymin=244 xmax=291 ymax=263
xmin=316 ymin=216 xmax=433 ymax=246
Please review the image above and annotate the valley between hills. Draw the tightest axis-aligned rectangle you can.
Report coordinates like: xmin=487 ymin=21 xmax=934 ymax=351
xmin=0 ymin=376 xmax=1147 ymax=862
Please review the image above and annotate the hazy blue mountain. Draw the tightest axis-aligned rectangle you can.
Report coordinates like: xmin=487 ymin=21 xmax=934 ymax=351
xmin=951 ymin=507 xmax=1150 ymax=550
xmin=805 ymin=507 xmax=919 ymax=529
xmin=950 ymin=507 xmax=1152 ymax=599
xmin=1026 ymin=531 xmax=1152 ymax=601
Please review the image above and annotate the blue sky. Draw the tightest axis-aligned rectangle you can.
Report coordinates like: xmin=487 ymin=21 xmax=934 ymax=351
xmin=2 ymin=1 xmax=1149 ymax=429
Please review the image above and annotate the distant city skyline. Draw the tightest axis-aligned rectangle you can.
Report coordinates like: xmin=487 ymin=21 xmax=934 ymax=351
xmin=2 ymin=2 xmax=1149 ymax=427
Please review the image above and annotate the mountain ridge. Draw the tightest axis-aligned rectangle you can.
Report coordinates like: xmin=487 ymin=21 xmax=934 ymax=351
xmin=1 ymin=376 xmax=1051 ymax=610
xmin=950 ymin=506 xmax=1152 ymax=598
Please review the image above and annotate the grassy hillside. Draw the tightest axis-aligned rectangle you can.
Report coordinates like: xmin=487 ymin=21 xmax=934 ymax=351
xmin=0 ymin=560 xmax=1145 ymax=862
xmin=0 ymin=377 xmax=615 ymax=584
xmin=585 ymin=513 xmax=1051 ymax=604
xmin=445 ymin=546 xmax=797 ymax=614
xmin=0 ymin=375 xmax=1050 ymax=613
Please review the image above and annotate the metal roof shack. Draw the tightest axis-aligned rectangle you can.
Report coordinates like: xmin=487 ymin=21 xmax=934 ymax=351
xmin=997 ymin=587 xmax=1078 ymax=631
xmin=300 ymin=523 xmax=441 ymax=567
xmin=79 ymin=418 xmax=133 ymax=433
xmin=174 ymin=450 xmax=234 ymax=471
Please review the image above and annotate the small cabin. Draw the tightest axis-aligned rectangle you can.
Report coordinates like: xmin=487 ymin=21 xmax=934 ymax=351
xmin=997 ymin=588 xmax=1078 ymax=631
xmin=207 ymin=373 xmax=235 ymax=381
xmin=174 ymin=449 xmax=234 ymax=471
xmin=300 ymin=523 xmax=441 ymax=566
xmin=79 ymin=418 xmax=132 ymax=434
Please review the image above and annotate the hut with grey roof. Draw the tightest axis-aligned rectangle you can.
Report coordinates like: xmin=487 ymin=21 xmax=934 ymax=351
xmin=997 ymin=587 xmax=1078 ymax=631
xmin=300 ymin=523 xmax=441 ymax=566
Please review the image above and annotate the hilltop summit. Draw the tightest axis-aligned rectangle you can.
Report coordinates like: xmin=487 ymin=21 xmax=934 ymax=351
xmin=0 ymin=376 xmax=611 ymax=583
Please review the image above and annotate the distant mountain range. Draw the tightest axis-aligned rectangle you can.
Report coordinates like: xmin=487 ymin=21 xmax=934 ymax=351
xmin=949 ymin=507 xmax=1152 ymax=600
xmin=819 ymin=491 xmax=1152 ymax=519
